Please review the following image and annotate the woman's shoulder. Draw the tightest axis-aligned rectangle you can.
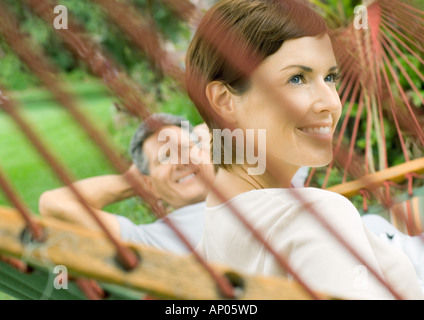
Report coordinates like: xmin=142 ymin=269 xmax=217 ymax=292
xmin=258 ymin=188 xmax=362 ymax=223
xmin=206 ymin=188 xmax=359 ymax=222
xmin=243 ymin=187 xmax=352 ymax=205
xmin=297 ymin=187 xmax=355 ymax=205
xmin=213 ymin=187 xmax=358 ymax=217
xmin=290 ymin=188 xmax=360 ymax=216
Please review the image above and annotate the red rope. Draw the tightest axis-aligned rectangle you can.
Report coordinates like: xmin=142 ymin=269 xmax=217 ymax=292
xmin=1 ymin=0 xmax=420 ymax=301
xmin=304 ymin=167 xmax=315 ymax=188
xmin=0 ymin=167 xmax=44 ymax=242
xmin=3 ymin=1 xmax=237 ymax=298
xmin=75 ymin=278 xmax=105 ymax=300
xmin=0 ymin=86 xmax=137 ymax=271
xmin=343 ymin=92 xmax=365 ymax=183
xmin=383 ymin=0 xmax=424 ymax=29
xmin=382 ymin=180 xmax=406 ymax=208
xmin=0 ymin=255 xmax=32 ymax=274
xmin=322 ymin=72 xmax=361 ymax=187
xmin=380 ymin=39 xmax=424 ymax=147
xmin=359 ymin=189 xmax=370 ymax=213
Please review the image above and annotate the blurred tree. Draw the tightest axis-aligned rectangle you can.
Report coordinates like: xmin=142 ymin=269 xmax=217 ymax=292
xmin=0 ymin=0 xmax=191 ymax=91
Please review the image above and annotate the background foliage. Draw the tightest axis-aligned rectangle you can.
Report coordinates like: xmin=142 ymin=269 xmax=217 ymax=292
xmin=0 ymin=0 xmax=203 ymax=122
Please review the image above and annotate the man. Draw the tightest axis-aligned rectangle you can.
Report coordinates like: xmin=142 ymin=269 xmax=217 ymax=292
xmin=39 ymin=113 xmax=215 ymax=254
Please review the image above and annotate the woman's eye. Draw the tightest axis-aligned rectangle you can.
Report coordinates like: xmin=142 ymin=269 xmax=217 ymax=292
xmin=325 ymin=75 xmax=334 ymax=82
xmin=289 ymin=75 xmax=304 ymax=84
xmin=325 ymin=73 xmax=341 ymax=83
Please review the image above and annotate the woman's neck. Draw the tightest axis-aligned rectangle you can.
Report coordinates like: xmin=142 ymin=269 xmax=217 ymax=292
xmin=206 ymin=164 xmax=298 ymax=207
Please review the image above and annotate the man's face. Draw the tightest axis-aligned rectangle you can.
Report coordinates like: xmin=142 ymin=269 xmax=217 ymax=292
xmin=143 ymin=125 xmax=215 ymax=209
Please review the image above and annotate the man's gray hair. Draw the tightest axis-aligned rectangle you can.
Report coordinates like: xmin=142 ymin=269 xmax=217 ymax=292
xmin=129 ymin=113 xmax=191 ymax=175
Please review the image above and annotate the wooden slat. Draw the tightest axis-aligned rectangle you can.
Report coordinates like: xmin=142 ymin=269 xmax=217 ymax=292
xmin=0 ymin=206 xmax=329 ymax=300
xmin=327 ymin=157 xmax=424 ymax=198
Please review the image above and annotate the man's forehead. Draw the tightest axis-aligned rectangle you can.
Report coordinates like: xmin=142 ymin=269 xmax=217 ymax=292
xmin=143 ymin=125 xmax=190 ymax=152
xmin=156 ymin=125 xmax=183 ymax=136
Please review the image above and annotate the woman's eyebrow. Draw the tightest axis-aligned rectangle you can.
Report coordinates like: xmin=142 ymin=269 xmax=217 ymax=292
xmin=280 ymin=65 xmax=339 ymax=72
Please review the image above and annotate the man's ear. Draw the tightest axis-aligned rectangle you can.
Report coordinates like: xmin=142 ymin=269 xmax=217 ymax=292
xmin=205 ymin=81 xmax=237 ymax=123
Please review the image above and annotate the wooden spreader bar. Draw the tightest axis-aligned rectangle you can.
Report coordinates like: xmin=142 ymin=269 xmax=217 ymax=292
xmin=0 ymin=206 xmax=328 ymax=300
xmin=327 ymin=157 xmax=424 ymax=198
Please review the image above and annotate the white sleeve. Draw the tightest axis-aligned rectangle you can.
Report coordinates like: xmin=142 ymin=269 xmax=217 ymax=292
xmin=268 ymin=191 xmax=404 ymax=299
xmin=363 ymin=227 xmax=424 ymax=300
xmin=116 ymin=215 xmax=148 ymax=243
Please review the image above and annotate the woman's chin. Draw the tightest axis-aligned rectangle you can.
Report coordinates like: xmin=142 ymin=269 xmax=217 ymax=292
xmin=300 ymin=154 xmax=333 ymax=168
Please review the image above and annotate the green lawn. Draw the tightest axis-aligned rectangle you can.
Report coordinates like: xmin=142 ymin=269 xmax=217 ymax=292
xmin=0 ymin=82 xmax=154 ymax=300
xmin=0 ymin=81 xmax=150 ymax=214
xmin=0 ymin=93 xmax=113 ymax=212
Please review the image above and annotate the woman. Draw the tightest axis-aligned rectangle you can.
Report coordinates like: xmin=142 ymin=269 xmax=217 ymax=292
xmin=185 ymin=0 xmax=423 ymax=299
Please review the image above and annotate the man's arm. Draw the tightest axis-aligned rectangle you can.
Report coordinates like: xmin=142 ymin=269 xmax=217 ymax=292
xmin=38 ymin=164 xmax=144 ymax=238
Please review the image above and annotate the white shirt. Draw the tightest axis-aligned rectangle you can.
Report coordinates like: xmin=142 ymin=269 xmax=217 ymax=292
xmin=362 ymin=213 xmax=424 ymax=292
xmin=196 ymin=188 xmax=424 ymax=300
xmin=117 ymin=201 xmax=206 ymax=255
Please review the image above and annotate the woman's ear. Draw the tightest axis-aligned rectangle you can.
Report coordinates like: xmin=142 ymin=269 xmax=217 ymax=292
xmin=205 ymin=81 xmax=237 ymax=123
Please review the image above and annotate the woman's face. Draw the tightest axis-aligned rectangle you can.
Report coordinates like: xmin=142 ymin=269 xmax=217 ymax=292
xmin=233 ymin=34 xmax=341 ymax=173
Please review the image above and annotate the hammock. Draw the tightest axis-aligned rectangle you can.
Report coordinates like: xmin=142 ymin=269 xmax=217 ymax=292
xmin=0 ymin=160 xmax=423 ymax=300
xmin=0 ymin=0 xmax=423 ymax=300
xmin=0 ymin=205 xmax=322 ymax=300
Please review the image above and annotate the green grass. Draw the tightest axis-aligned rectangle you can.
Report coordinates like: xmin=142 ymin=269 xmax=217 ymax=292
xmin=0 ymin=81 xmax=154 ymax=217
xmin=0 ymin=88 xmax=116 ymax=213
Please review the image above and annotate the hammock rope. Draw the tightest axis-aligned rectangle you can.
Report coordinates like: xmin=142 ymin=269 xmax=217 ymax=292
xmin=0 ymin=86 xmax=138 ymax=271
xmin=0 ymin=168 xmax=44 ymax=242
xmin=0 ymin=0 xmax=245 ymax=299
xmin=0 ymin=0 xmax=245 ymax=297
xmin=180 ymin=0 xmax=421 ymax=299
xmin=0 ymin=0 xmax=423 ymax=300
xmin=0 ymin=0 xmax=315 ymax=296
xmin=26 ymin=0 xmax=152 ymax=120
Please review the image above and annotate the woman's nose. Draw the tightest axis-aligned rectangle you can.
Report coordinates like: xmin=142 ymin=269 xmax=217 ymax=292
xmin=312 ymin=81 xmax=342 ymax=114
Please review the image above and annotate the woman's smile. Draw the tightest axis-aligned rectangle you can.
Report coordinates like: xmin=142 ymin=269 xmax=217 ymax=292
xmin=297 ymin=121 xmax=334 ymax=140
